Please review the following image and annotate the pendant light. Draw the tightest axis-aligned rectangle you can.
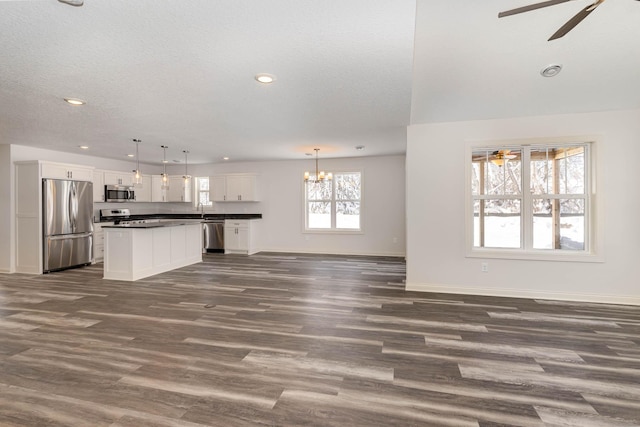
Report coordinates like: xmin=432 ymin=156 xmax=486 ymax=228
xmin=182 ymin=150 xmax=191 ymax=184
xmin=161 ymin=145 xmax=170 ymax=189
xmin=304 ymin=148 xmax=332 ymax=183
xmin=132 ymin=139 xmax=142 ymax=186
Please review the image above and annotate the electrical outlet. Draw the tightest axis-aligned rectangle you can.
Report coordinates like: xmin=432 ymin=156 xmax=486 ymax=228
xmin=481 ymin=262 xmax=489 ymax=273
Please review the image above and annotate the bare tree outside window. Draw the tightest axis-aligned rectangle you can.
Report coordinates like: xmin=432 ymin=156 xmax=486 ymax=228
xmin=472 ymin=144 xmax=588 ymax=252
xmin=306 ymin=172 xmax=361 ymax=230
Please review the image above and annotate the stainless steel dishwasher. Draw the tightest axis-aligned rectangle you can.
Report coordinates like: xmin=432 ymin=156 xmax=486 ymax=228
xmin=203 ymin=220 xmax=224 ymax=252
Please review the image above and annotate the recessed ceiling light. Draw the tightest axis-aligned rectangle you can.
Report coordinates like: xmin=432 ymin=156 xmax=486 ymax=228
xmin=127 ymin=154 xmax=135 ymax=157
xmin=64 ymin=98 xmax=85 ymax=106
xmin=79 ymin=145 xmax=89 ymax=150
xmin=540 ymin=64 xmax=562 ymax=77
xmin=223 ymin=157 xmax=230 ymax=160
xmin=255 ymin=73 xmax=276 ymax=84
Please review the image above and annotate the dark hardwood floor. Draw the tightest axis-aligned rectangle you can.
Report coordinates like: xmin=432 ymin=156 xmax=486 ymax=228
xmin=1 ymin=253 xmax=640 ymax=426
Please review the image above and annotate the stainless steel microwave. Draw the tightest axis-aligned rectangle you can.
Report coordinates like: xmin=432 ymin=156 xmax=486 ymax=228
xmin=105 ymin=185 xmax=135 ymax=202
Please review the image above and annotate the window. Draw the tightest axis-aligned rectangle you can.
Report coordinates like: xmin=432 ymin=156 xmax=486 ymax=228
xmin=195 ymin=177 xmax=212 ymax=207
xmin=305 ymin=172 xmax=361 ymax=231
xmin=469 ymin=141 xmax=596 ymax=259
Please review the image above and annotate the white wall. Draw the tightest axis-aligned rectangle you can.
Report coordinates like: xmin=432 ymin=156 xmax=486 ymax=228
xmin=175 ymin=155 xmax=406 ymax=256
xmin=406 ymin=109 xmax=640 ymax=305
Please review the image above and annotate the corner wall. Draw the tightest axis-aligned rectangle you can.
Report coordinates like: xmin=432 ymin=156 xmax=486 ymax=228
xmin=406 ymin=109 xmax=640 ymax=305
xmin=0 ymin=145 xmax=13 ymax=272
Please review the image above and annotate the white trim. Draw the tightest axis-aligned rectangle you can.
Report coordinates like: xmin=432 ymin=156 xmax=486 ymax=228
xmin=259 ymin=247 xmax=406 ymax=258
xmin=406 ymin=282 xmax=640 ymax=306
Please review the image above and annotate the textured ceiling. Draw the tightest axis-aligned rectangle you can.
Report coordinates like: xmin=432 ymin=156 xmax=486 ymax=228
xmin=411 ymin=0 xmax=640 ymax=124
xmin=2 ymin=0 xmax=639 ymax=166
xmin=0 ymin=0 xmax=416 ymax=164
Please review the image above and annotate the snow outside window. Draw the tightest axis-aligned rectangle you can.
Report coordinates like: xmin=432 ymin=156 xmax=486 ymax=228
xmin=470 ymin=143 xmax=592 ymax=255
xmin=305 ymin=172 xmax=361 ymax=231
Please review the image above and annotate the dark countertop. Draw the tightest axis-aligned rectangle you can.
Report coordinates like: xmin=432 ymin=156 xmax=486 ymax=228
xmin=102 ymin=220 xmax=204 ymax=229
xmin=97 ymin=213 xmax=262 ymax=223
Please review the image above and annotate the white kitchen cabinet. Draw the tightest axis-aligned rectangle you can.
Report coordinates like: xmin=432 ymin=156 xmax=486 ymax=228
xmin=167 ymin=176 xmax=192 ymax=202
xmin=104 ymin=170 xmax=133 ymax=186
xmin=151 ymin=175 xmax=167 ymax=202
xmin=103 ymin=223 xmax=202 ymax=281
xmin=224 ymin=219 xmax=260 ymax=255
xmin=92 ymin=221 xmax=113 ymax=262
xmin=211 ymin=174 xmax=259 ymax=202
xmin=135 ymin=175 xmax=152 ymax=202
xmin=93 ymin=169 xmax=105 ymax=202
xmin=211 ymin=176 xmax=227 ymax=202
xmin=41 ymin=161 xmax=93 ymax=182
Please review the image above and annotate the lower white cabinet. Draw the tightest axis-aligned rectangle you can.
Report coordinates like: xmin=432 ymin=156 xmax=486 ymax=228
xmin=103 ymin=223 xmax=202 ymax=281
xmin=93 ymin=222 xmax=113 ymax=262
xmin=224 ymin=219 xmax=260 ymax=255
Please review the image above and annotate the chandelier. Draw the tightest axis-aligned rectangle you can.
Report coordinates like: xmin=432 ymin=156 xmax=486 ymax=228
xmin=304 ymin=148 xmax=332 ymax=183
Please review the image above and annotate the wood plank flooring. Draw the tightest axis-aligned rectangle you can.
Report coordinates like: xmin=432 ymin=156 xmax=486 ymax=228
xmin=1 ymin=253 xmax=640 ymax=426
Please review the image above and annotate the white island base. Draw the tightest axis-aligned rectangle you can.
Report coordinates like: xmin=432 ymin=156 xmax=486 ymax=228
xmin=103 ymin=223 xmax=202 ymax=281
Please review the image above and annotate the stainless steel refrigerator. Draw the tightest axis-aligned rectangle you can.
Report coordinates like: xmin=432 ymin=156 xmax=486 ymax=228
xmin=43 ymin=179 xmax=94 ymax=273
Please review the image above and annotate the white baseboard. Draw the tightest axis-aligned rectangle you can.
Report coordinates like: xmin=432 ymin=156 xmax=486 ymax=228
xmin=257 ymin=247 xmax=406 ymax=258
xmin=406 ymin=282 xmax=640 ymax=306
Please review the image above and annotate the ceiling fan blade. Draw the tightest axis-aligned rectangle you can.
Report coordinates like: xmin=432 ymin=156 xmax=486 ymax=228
xmin=58 ymin=0 xmax=84 ymax=6
xmin=498 ymin=0 xmax=572 ymax=18
xmin=548 ymin=0 xmax=603 ymax=40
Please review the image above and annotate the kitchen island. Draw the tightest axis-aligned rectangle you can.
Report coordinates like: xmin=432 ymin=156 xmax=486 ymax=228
xmin=102 ymin=220 xmax=202 ymax=281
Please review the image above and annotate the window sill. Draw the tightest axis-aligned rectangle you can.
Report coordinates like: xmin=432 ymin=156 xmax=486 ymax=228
xmin=304 ymin=229 xmax=364 ymax=235
xmin=466 ymin=248 xmax=604 ymax=263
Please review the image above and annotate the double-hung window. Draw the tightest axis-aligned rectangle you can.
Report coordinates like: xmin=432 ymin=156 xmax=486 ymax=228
xmin=195 ymin=177 xmax=212 ymax=207
xmin=469 ymin=140 xmax=596 ymax=259
xmin=305 ymin=172 xmax=362 ymax=231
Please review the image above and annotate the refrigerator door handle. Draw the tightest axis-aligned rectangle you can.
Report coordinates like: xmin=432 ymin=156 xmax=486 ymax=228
xmin=48 ymin=232 xmax=93 ymax=241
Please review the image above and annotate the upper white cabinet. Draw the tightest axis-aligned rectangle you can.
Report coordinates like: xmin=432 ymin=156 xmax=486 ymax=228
xmin=211 ymin=176 xmax=227 ymax=202
xmin=211 ymin=174 xmax=259 ymax=202
xmin=104 ymin=170 xmax=133 ymax=186
xmin=93 ymin=169 xmax=105 ymax=202
xmin=41 ymin=162 xmax=93 ymax=182
xmin=135 ymin=175 xmax=152 ymax=202
xmin=151 ymin=175 xmax=167 ymax=202
xmin=167 ymin=176 xmax=192 ymax=203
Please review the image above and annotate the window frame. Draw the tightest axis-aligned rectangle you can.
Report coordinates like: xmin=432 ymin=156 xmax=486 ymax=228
xmin=465 ymin=136 xmax=603 ymax=263
xmin=303 ymin=170 xmax=364 ymax=234
xmin=194 ymin=176 xmax=213 ymax=209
